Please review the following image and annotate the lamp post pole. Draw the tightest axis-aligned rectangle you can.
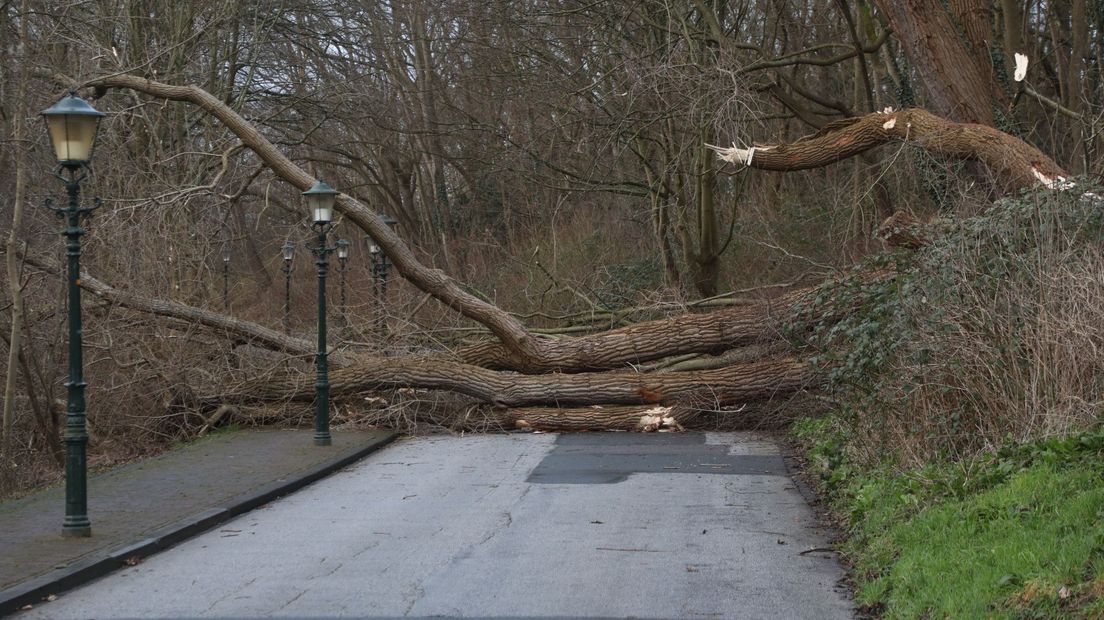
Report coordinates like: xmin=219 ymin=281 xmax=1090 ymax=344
xmin=369 ymin=245 xmax=382 ymax=336
xmin=336 ymin=239 xmax=349 ymax=323
xmin=311 ymin=225 xmax=333 ymax=446
xmin=303 ymin=180 xmax=339 ymax=446
xmin=366 ymin=214 xmax=397 ymax=339
xmin=41 ymin=92 xmax=104 ymax=538
xmin=56 ymin=170 xmax=98 ymax=537
xmin=281 ymin=241 xmax=294 ymax=334
xmin=378 ymin=249 xmax=391 ymax=302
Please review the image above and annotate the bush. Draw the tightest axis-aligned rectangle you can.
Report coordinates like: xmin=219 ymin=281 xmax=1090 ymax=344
xmin=801 ymin=183 xmax=1104 ymax=466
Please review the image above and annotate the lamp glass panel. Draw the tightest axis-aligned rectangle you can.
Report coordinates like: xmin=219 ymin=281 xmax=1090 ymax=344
xmin=283 ymin=243 xmax=295 ymax=260
xmin=311 ymin=201 xmax=333 ymax=224
xmin=47 ymin=114 xmax=99 ymax=164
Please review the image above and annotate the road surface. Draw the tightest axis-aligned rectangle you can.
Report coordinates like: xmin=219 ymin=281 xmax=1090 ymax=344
xmin=18 ymin=432 xmax=853 ymax=619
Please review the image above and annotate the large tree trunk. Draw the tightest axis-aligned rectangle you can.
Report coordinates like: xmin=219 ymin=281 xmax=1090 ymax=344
xmin=456 ymin=283 xmax=823 ymax=373
xmin=873 ymin=0 xmax=1002 ymax=125
xmin=947 ymin=0 xmax=1006 ymax=107
xmin=225 ymin=356 xmax=813 ymax=410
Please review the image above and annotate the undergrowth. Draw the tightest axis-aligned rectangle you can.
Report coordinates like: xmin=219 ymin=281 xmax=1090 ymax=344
xmin=792 ymin=184 xmax=1104 ymax=618
xmin=797 ymin=183 xmax=1104 ymax=466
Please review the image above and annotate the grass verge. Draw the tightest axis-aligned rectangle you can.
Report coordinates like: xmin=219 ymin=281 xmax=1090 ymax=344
xmin=796 ymin=416 xmax=1104 ymax=618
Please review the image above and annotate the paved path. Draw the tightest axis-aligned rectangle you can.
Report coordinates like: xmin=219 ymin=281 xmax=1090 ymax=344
xmin=1 ymin=429 xmax=395 ymax=613
xmin=16 ymin=432 xmax=854 ymax=619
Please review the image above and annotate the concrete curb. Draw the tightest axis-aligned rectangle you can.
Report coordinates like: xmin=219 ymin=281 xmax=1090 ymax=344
xmin=0 ymin=432 xmax=397 ymax=616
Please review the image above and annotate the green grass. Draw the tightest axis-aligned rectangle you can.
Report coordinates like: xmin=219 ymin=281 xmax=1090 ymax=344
xmin=795 ymin=418 xmax=1104 ymax=618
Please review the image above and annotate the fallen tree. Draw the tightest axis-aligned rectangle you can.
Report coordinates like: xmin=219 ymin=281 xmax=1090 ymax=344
xmin=223 ymin=356 xmax=813 ymax=409
xmin=708 ymin=107 xmax=1069 ymax=192
xmin=39 ymin=74 xmax=1070 ymax=431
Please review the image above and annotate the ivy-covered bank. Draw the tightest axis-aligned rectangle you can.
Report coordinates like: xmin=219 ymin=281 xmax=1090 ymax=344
xmin=790 ymin=186 xmax=1104 ymax=618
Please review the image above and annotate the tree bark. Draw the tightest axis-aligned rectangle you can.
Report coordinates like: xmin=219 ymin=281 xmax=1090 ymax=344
xmin=2 ymin=0 xmax=29 ymax=458
xmin=873 ymin=0 xmax=1001 ymax=125
xmin=505 ymin=405 xmax=694 ymax=432
xmin=710 ymin=108 xmax=1068 ymax=192
xmin=223 ymin=356 xmax=814 ymax=410
xmin=948 ymin=0 xmax=1006 ymax=107
xmin=457 ymin=284 xmax=816 ymax=372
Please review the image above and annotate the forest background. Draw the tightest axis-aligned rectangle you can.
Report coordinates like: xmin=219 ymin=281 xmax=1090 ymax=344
xmin=3 ymin=3 xmax=1104 ymax=613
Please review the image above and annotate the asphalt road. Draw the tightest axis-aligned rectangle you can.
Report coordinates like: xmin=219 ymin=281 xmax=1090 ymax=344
xmin=17 ymin=432 xmax=854 ymax=620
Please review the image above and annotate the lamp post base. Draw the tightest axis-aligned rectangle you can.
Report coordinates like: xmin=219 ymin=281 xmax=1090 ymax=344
xmin=313 ymin=434 xmax=332 ymax=446
xmin=62 ymin=520 xmax=91 ymax=538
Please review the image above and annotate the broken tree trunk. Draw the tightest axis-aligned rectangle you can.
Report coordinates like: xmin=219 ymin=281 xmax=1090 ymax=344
xmin=710 ymin=108 xmax=1068 ymax=193
xmin=9 ymin=247 xmax=821 ymax=419
xmin=457 ymin=285 xmax=817 ymax=372
xmin=506 ymin=405 xmax=692 ymax=432
xmin=75 ymin=78 xmax=1053 ymax=379
xmin=224 ymin=356 xmax=813 ymax=409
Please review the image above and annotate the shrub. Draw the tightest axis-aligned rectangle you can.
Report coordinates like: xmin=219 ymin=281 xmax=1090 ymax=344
xmin=802 ymin=183 xmax=1104 ymax=466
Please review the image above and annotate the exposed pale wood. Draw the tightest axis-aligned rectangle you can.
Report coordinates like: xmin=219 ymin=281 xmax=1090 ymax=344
xmin=503 ymin=405 xmax=696 ymax=432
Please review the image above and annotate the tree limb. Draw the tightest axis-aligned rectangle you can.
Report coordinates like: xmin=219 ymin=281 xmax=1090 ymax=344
xmin=710 ymin=108 xmax=1068 ymax=192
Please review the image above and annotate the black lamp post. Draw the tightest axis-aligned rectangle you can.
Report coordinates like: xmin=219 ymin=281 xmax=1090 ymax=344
xmin=281 ymin=241 xmax=294 ymax=334
xmin=41 ymin=92 xmax=105 ymax=538
xmin=304 ymin=180 xmax=339 ymax=446
xmin=222 ymin=247 xmax=230 ymax=312
xmin=336 ymin=239 xmax=349 ymax=317
xmin=375 ymin=214 xmax=397 ymax=296
xmin=367 ymin=214 xmax=397 ymax=335
xmin=369 ymin=244 xmax=383 ymax=334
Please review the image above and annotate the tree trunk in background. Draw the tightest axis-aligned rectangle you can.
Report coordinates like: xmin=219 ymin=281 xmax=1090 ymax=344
xmin=411 ymin=13 xmax=456 ymax=275
xmin=2 ymin=0 xmax=29 ymax=459
xmin=948 ymin=0 xmax=1007 ymax=107
xmin=873 ymin=0 xmax=1000 ymax=125
xmin=1001 ymin=0 xmax=1024 ymax=62
xmin=692 ymin=137 xmax=721 ymax=297
xmin=1067 ymin=0 xmax=1091 ymax=174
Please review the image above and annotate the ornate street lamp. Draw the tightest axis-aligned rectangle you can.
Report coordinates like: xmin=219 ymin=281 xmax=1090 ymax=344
xmin=281 ymin=241 xmax=294 ymax=334
xmin=41 ymin=92 xmax=105 ymax=538
xmin=375 ymin=214 xmax=397 ymax=295
xmin=368 ymin=244 xmax=383 ymax=335
xmin=336 ymin=239 xmax=350 ymax=317
xmin=222 ymin=247 xmax=231 ymax=312
xmin=366 ymin=214 xmax=397 ymax=336
xmin=303 ymin=180 xmax=339 ymax=446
